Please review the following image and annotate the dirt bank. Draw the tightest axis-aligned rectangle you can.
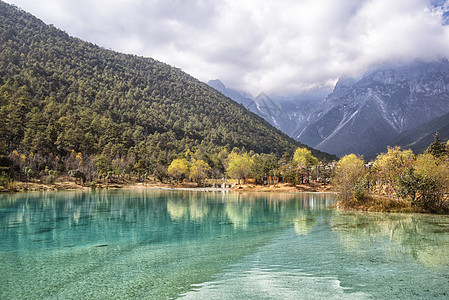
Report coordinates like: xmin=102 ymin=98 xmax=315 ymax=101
xmin=230 ymin=182 xmax=334 ymax=193
xmin=2 ymin=180 xmax=334 ymax=193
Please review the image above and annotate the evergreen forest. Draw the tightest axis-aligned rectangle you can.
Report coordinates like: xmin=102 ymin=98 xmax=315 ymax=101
xmin=0 ymin=1 xmax=336 ymax=186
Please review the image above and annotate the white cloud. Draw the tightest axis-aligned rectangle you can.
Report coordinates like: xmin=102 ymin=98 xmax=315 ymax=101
xmin=5 ymin=0 xmax=449 ymax=95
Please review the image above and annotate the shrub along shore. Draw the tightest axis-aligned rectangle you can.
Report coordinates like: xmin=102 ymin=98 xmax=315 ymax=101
xmin=334 ymin=133 xmax=449 ymax=214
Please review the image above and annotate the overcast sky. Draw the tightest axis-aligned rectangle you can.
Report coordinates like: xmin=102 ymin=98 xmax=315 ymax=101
xmin=4 ymin=0 xmax=449 ymax=95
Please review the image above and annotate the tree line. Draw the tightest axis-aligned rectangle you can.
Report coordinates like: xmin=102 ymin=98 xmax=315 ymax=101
xmin=1 ymin=144 xmax=332 ymax=189
xmin=334 ymin=133 xmax=449 ymax=213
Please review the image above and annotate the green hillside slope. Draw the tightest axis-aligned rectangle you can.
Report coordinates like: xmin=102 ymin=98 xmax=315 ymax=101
xmin=0 ymin=1 xmax=336 ymax=163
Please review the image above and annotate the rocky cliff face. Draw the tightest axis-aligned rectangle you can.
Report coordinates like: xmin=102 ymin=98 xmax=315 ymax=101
xmin=299 ymin=60 xmax=449 ymax=157
xmin=372 ymin=111 xmax=449 ymax=157
xmin=209 ymin=59 xmax=449 ymax=159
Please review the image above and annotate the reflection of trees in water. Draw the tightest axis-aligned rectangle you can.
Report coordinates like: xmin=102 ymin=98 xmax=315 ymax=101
xmin=188 ymin=193 xmax=210 ymax=221
xmin=164 ymin=191 xmax=330 ymax=231
xmin=166 ymin=200 xmax=188 ymax=220
xmin=224 ymin=193 xmax=326 ymax=232
xmin=166 ymin=193 xmax=210 ymax=222
xmin=1 ymin=190 xmax=334 ymax=251
xmin=331 ymin=212 xmax=449 ymax=267
xmin=294 ymin=212 xmax=318 ymax=236
xmin=225 ymin=200 xmax=253 ymax=229
xmin=0 ymin=189 xmax=177 ymax=249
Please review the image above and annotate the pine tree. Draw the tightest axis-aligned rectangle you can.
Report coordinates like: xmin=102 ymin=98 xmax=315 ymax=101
xmin=426 ymin=132 xmax=447 ymax=158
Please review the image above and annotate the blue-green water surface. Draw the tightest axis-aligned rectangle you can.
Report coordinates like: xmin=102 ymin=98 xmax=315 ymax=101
xmin=1 ymin=189 xmax=449 ymax=299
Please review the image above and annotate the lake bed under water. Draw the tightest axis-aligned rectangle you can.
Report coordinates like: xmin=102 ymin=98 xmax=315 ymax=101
xmin=1 ymin=189 xmax=449 ymax=299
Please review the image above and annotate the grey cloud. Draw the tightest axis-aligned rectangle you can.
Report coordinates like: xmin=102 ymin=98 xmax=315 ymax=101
xmin=5 ymin=0 xmax=449 ymax=95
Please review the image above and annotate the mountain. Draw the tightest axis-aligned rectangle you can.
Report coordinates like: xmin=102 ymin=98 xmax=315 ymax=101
xmin=0 ymin=1 xmax=335 ymax=163
xmin=372 ymin=112 xmax=449 ymax=156
xmin=298 ymin=61 xmax=449 ymax=158
xmin=212 ymin=60 xmax=449 ymax=159
xmin=207 ymin=80 xmax=330 ymax=141
xmin=207 ymin=79 xmax=254 ymax=108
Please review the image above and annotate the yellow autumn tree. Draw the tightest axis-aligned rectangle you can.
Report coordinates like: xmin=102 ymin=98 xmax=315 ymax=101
xmin=226 ymin=152 xmax=253 ymax=184
xmin=293 ymin=147 xmax=318 ymax=183
xmin=168 ymin=158 xmax=189 ymax=184
xmin=333 ymin=154 xmax=367 ymax=202
xmin=372 ymin=146 xmax=415 ymax=196
xmin=189 ymin=158 xmax=211 ymax=185
xmin=412 ymin=152 xmax=449 ymax=210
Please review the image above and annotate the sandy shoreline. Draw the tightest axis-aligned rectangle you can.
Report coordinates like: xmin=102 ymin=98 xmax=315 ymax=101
xmin=1 ymin=180 xmax=334 ymax=194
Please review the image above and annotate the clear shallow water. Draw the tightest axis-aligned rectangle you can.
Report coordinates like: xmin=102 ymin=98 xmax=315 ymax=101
xmin=1 ymin=190 xmax=449 ymax=299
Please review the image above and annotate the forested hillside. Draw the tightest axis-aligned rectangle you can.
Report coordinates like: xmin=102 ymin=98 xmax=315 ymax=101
xmin=0 ymin=1 xmax=335 ymax=184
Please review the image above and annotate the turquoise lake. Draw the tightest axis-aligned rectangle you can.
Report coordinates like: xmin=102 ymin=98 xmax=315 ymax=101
xmin=1 ymin=189 xmax=449 ymax=299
